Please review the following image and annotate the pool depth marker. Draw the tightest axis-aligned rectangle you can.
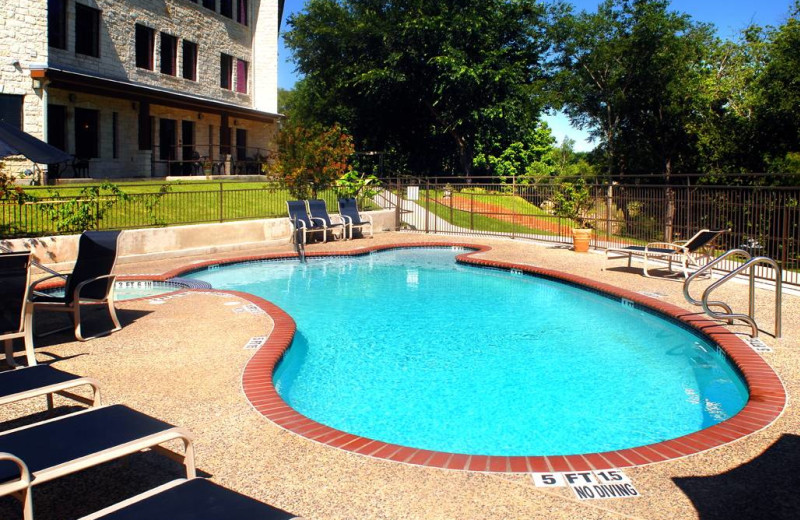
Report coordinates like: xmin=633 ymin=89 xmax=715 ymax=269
xmin=532 ymin=470 xmax=640 ymax=500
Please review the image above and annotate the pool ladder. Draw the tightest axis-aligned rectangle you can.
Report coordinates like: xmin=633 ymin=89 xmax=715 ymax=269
xmin=291 ymin=217 xmax=306 ymax=263
xmin=683 ymin=249 xmax=782 ymax=338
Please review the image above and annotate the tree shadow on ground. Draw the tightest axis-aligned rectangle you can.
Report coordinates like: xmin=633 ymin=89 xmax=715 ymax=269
xmin=673 ymin=434 xmax=800 ymax=520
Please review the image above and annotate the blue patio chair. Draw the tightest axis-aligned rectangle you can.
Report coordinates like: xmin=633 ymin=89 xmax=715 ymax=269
xmin=77 ymin=478 xmax=300 ymax=520
xmin=0 ymin=364 xmax=101 ymax=411
xmin=286 ymin=201 xmax=327 ymax=244
xmin=337 ymin=198 xmax=373 ymax=239
xmin=0 ymin=404 xmax=195 ymax=520
xmin=603 ymin=229 xmax=728 ymax=278
xmin=307 ymin=199 xmax=346 ymax=241
xmin=0 ymin=251 xmax=35 ymax=367
xmin=26 ymin=230 xmax=123 ymax=341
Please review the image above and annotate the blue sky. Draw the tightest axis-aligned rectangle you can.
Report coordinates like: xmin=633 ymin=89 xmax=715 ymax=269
xmin=278 ymin=0 xmax=794 ymax=151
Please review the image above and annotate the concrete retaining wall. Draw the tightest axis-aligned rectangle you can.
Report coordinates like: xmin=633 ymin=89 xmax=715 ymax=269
xmin=2 ymin=209 xmax=396 ymax=270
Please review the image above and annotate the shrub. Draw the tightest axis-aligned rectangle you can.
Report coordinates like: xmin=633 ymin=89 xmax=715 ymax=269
xmin=266 ymin=122 xmax=355 ymax=199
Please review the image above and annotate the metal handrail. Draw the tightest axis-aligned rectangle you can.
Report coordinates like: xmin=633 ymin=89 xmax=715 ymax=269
xmin=291 ymin=216 xmax=306 ymax=263
xmin=683 ymin=249 xmax=752 ymax=320
xmin=697 ymin=253 xmax=783 ymax=338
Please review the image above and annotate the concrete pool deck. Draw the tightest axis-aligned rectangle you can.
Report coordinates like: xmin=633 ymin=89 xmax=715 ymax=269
xmin=1 ymin=232 xmax=798 ymax=519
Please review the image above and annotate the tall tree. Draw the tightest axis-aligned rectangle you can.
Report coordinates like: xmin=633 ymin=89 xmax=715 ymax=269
xmin=285 ymin=0 xmax=552 ymax=177
xmin=552 ymin=0 xmax=714 ymax=178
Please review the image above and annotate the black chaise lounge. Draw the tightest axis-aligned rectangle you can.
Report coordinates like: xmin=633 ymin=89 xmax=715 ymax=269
xmin=338 ymin=198 xmax=373 ymax=239
xmin=307 ymin=199 xmax=345 ymax=241
xmin=0 ymin=251 xmax=35 ymax=367
xmin=603 ymin=228 xmax=728 ymax=278
xmin=0 ymin=405 xmax=195 ymax=520
xmin=26 ymin=230 xmax=123 ymax=341
xmin=286 ymin=201 xmax=328 ymax=244
xmin=77 ymin=478 xmax=301 ymax=519
xmin=0 ymin=364 xmax=101 ymax=410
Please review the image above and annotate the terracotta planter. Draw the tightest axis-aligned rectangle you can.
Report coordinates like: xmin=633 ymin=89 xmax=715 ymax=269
xmin=572 ymin=228 xmax=592 ymax=253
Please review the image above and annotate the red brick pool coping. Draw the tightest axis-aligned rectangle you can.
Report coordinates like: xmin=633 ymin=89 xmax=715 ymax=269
xmin=156 ymin=242 xmax=786 ymax=472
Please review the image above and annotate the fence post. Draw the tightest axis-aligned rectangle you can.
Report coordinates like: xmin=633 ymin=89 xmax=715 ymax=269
xmin=606 ymin=182 xmax=613 ymax=247
xmin=425 ymin=178 xmax=430 ymax=234
xmin=511 ymin=175 xmax=517 ymax=239
xmin=219 ymin=181 xmax=224 ymax=222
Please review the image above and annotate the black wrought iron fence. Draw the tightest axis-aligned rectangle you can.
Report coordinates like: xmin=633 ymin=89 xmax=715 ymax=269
xmin=384 ymin=176 xmax=799 ymax=287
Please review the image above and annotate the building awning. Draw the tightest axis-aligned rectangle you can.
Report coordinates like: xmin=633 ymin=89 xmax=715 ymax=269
xmin=0 ymin=120 xmax=72 ymax=164
xmin=34 ymin=67 xmax=283 ymax=123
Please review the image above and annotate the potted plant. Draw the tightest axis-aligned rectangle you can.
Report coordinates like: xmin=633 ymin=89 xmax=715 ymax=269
xmin=552 ymin=178 xmax=594 ymax=252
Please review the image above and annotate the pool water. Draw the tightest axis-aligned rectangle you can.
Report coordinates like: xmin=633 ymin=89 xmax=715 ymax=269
xmin=44 ymin=282 xmax=179 ymax=301
xmin=189 ymin=249 xmax=749 ymax=456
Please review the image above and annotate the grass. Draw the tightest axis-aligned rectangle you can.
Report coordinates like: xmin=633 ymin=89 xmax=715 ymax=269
xmin=419 ymin=189 xmax=565 ymax=236
xmin=1 ymin=180 xmax=377 ymax=237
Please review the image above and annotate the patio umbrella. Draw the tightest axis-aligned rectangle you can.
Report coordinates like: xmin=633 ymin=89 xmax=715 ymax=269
xmin=0 ymin=120 xmax=72 ymax=164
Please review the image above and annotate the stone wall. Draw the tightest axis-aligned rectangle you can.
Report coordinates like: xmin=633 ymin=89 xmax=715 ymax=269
xmin=0 ymin=210 xmax=397 ymax=268
xmin=0 ymin=1 xmax=279 ymax=179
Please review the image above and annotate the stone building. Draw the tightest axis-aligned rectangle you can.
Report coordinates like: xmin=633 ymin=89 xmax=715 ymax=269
xmin=0 ymin=0 xmax=283 ymax=180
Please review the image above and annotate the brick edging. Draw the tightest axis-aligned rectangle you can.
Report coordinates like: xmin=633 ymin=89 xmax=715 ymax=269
xmin=168 ymin=243 xmax=788 ymax=472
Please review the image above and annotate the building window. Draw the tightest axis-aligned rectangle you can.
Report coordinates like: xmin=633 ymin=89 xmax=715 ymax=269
xmin=160 ymin=33 xmax=177 ymax=76
xmin=220 ymin=54 xmax=233 ymax=90
xmin=135 ymin=24 xmax=155 ymax=70
xmin=0 ymin=94 xmax=24 ymax=129
xmin=48 ymin=105 xmax=67 ymax=151
xmin=237 ymin=0 xmax=248 ymax=26
xmin=203 ymin=0 xmax=215 ymax=11
xmin=182 ymin=40 xmax=198 ymax=81
xmin=236 ymin=59 xmax=248 ymax=94
xmin=75 ymin=4 xmax=100 ymax=57
xmin=220 ymin=0 xmax=233 ymax=19
xmin=74 ymin=108 xmax=100 ymax=159
xmin=48 ymin=0 xmax=67 ymax=49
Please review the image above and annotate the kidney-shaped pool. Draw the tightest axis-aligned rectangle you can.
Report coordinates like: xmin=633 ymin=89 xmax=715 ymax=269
xmin=187 ymin=247 xmax=754 ymax=457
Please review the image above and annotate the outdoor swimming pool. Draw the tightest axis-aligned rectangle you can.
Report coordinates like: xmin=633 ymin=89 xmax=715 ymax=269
xmin=189 ymin=248 xmax=749 ymax=456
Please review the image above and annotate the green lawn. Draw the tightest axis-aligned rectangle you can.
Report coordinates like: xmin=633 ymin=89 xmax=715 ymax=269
xmin=2 ymin=180 xmax=375 ymax=237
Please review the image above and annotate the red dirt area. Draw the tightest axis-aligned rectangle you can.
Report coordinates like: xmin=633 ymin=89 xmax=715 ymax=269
xmin=434 ymin=194 xmax=567 ymax=234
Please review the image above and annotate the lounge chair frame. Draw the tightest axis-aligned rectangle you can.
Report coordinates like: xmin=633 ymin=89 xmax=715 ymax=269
xmin=307 ymin=199 xmax=346 ymax=241
xmin=25 ymin=231 xmax=123 ymax=342
xmin=0 ymin=251 xmax=35 ymax=367
xmin=338 ymin=198 xmax=373 ymax=240
xmin=603 ymin=229 xmax=728 ymax=278
xmin=287 ymin=201 xmax=329 ymax=244
xmin=0 ymin=406 xmax=195 ymax=520
xmin=0 ymin=365 xmax=101 ymax=410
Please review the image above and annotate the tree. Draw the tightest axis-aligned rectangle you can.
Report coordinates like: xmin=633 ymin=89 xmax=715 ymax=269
xmin=755 ymin=1 xmax=800 ymax=174
xmin=267 ymin=122 xmax=355 ymax=199
xmin=285 ymin=0 xmax=553 ymax=177
xmin=552 ymin=0 xmax=714 ymax=178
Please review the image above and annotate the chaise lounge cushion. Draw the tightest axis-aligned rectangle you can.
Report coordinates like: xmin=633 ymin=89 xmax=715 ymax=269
xmin=0 ymin=405 xmax=180 ymax=484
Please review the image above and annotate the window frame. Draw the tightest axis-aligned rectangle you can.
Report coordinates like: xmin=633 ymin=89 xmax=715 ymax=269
xmin=48 ymin=0 xmax=67 ymax=50
xmin=160 ymin=32 xmax=178 ymax=76
xmin=237 ymin=0 xmax=248 ymax=26
xmin=182 ymin=40 xmax=198 ymax=81
xmin=74 ymin=3 xmax=101 ymax=58
xmin=220 ymin=53 xmax=233 ymax=90
xmin=135 ymin=24 xmax=155 ymax=70
xmin=235 ymin=59 xmax=248 ymax=94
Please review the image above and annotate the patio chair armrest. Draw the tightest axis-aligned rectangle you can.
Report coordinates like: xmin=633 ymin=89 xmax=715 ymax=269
xmin=310 ymin=217 xmax=327 ymax=228
xmin=73 ymin=273 xmax=118 ymax=302
xmin=289 ymin=218 xmax=307 ymax=230
xmin=361 ymin=213 xmax=373 ymax=224
xmin=0 ymin=452 xmax=31 ymax=497
xmin=340 ymin=215 xmax=353 ymax=225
